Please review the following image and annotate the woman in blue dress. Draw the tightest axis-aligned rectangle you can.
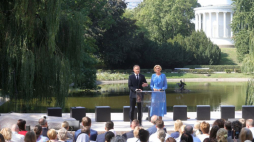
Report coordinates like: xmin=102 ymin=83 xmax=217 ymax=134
xmin=150 ymin=65 xmax=167 ymax=120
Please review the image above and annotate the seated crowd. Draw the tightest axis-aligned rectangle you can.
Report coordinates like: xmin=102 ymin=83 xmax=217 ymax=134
xmin=0 ymin=116 xmax=254 ymax=142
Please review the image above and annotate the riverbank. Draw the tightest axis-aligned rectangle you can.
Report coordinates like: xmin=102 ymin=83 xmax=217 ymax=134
xmin=96 ymin=78 xmax=250 ymax=85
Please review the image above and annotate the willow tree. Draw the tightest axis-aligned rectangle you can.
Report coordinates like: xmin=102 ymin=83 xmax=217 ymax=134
xmin=0 ymin=0 xmax=96 ymax=110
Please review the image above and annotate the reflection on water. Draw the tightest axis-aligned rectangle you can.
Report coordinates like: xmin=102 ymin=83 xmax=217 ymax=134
xmin=0 ymin=82 xmax=248 ymax=113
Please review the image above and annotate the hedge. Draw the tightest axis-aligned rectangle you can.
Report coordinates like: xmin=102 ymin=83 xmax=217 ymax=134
xmin=183 ymin=65 xmax=241 ymax=72
xmin=176 ymin=69 xmax=214 ymax=74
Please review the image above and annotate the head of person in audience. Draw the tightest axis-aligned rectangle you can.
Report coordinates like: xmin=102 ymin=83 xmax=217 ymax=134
xmin=180 ymin=133 xmax=193 ymax=142
xmin=76 ymin=133 xmax=89 ymax=142
xmin=156 ymin=120 xmax=165 ymax=130
xmin=216 ymin=128 xmax=228 ymax=142
xmin=38 ymin=118 xmax=48 ymax=128
xmin=105 ymin=121 xmax=114 ymax=132
xmin=157 ymin=129 xmax=166 ymax=142
xmin=193 ymin=121 xmax=200 ymax=131
xmin=133 ymin=126 xmax=143 ymax=138
xmin=151 ymin=115 xmax=159 ymax=125
xmin=24 ymin=131 xmax=36 ymax=142
xmin=224 ymin=121 xmax=232 ymax=131
xmin=47 ymin=129 xmax=57 ymax=140
xmin=213 ymin=119 xmax=225 ymax=128
xmin=180 ymin=125 xmax=186 ymax=135
xmin=203 ymin=138 xmax=217 ymax=142
xmin=33 ymin=125 xmax=42 ymax=140
xmin=174 ymin=119 xmax=183 ymax=132
xmin=58 ymin=128 xmax=68 ymax=141
xmin=209 ymin=125 xmax=220 ymax=140
xmin=232 ymin=120 xmax=242 ymax=139
xmin=246 ymin=119 xmax=254 ymax=129
xmin=110 ymin=135 xmax=126 ymax=142
xmin=138 ymin=129 xmax=149 ymax=142
xmin=131 ymin=119 xmax=140 ymax=130
xmin=166 ymin=137 xmax=176 ymax=142
xmin=239 ymin=118 xmax=246 ymax=128
xmin=184 ymin=125 xmax=193 ymax=135
xmin=239 ymin=127 xmax=253 ymax=142
xmin=82 ymin=116 xmax=92 ymax=128
xmin=17 ymin=119 xmax=26 ymax=131
xmin=105 ymin=131 xmax=115 ymax=142
xmin=81 ymin=126 xmax=90 ymax=136
xmin=11 ymin=124 xmax=20 ymax=133
xmin=200 ymin=121 xmax=210 ymax=134
xmin=0 ymin=128 xmax=12 ymax=141
xmin=61 ymin=121 xmax=70 ymax=131
xmin=0 ymin=133 xmax=4 ymax=142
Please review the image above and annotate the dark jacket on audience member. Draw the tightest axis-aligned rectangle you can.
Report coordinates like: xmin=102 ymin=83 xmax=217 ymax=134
xmin=74 ymin=128 xmax=98 ymax=141
xmin=42 ymin=127 xmax=48 ymax=137
xmin=96 ymin=132 xmax=106 ymax=142
xmin=122 ymin=130 xmax=134 ymax=140
xmin=147 ymin=125 xmax=167 ymax=136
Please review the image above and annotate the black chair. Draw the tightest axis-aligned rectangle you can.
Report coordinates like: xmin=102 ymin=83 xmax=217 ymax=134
xmin=173 ymin=105 xmax=187 ymax=120
xmin=47 ymin=107 xmax=62 ymax=117
xmin=197 ymin=105 xmax=210 ymax=120
xmin=95 ymin=106 xmax=111 ymax=122
xmin=70 ymin=107 xmax=86 ymax=122
xmin=242 ymin=105 xmax=254 ymax=119
xmin=123 ymin=106 xmax=137 ymax=121
xmin=221 ymin=105 xmax=235 ymax=120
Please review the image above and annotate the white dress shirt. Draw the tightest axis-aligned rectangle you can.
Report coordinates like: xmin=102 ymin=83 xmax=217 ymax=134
xmin=11 ymin=131 xmax=25 ymax=142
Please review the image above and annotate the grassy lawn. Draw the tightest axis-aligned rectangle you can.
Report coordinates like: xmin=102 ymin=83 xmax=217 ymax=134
xmin=219 ymin=48 xmax=241 ymax=65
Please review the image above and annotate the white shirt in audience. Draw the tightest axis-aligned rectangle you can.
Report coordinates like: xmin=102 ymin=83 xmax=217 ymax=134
xmin=149 ymin=131 xmax=170 ymax=142
xmin=249 ymin=127 xmax=254 ymax=137
xmin=11 ymin=131 xmax=24 ymax=142
xmin=197 ymin=134 xmax=209 ymax=142
xmin=127 ymin=137 xmax=140 ymax=142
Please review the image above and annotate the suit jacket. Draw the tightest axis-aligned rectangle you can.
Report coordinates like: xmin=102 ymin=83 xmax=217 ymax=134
xmin=147 ymin=125 xmax=167 ymax=136
xmin=74 ymin=128 xmax=98 ymax=141
xmin=128 ymin=74 xmax=147 ymax=98
xmin=42 ymin=127 xmax=48 ymax=137
xmin=122 ymin=130 xmax=134 ymax=140
xmin=96 ymin=132 xmax=106 ymax=142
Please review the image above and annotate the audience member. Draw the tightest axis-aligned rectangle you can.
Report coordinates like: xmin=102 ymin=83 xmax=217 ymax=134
xmin=216 ymin=128 xmax=227 ymax=142
xmin=11 ymin=124 xmax=25 ymax=142
xmin=239 ymin=128 xmax=253 ymax=142
xmin=180 ymin=133 xmax=193 ymax=142
xmin=149 ymin=120 xmax=170 ymax=142
xmin=171 ymin=120 xmax=183 ymax=138
xmin=122 ymin=119 xmax=140 ymax=140
xmin=0 ymin=128 xmax=12 ymax=142
xmin=184 ymin=125 xmax=201 ymax=142
xmin=47 ymin=129 xmax=58 ymax=142
xmin=193 ymin=122 xmax=201 ymax=137
xmin=17 ymin=119 xmax=28 ymax=136
xmin=139 ymin=129 xmax=149 ymax=142
xmin=111 ymin=135 xmax=126 ymax=142
xmin=38 ymin=118 xmax=48 ymax=137
xmin=209 ymin=125 xmax=219 ymax=140
xmin=197 ymin=121 xmax=210 ymax=142
xmin=33 ymin=125 xmax=49 ymax=142
xmin=203 ymin=138 xmax=216 ymax=142
xmin=76 ymin=133 xmax=89 ymax=142
xmin=81 ymin=126 xmax=90 ymax=136
xmin=0 ymin=134 xmax=4 ymax=142
xmin=75 ymin=117 xmax=98 ymax=141
xmin=239 ymin=119 xmax=246 ymax=128
xmin=58 ymin=128 xmax=68 ymax=142
xmin=166 ymin=137 xmax=176 ymax=142
xmin=176 ymin=125 xmax=186 ymax=142
xmin=61 ymin=121 xmax=73 ymax=139
xmin=231 ymin=120 xmax=242 ymax=140
xmin=105 ymin=131 xmax=115 ymax=142
xmin=96 ymin=121 xmax=114 ymax=142
xmin=213 ymin=119 xmax=225 ymax=128
xmin=127 ymin=126 xmax=143 ymax=142
xmin=157 ymin=129 xmax=166 ymax=142
xmin=246 ymin=119 xmax=254 ymax=136
xmin=224 ymin=121 xmax=232 ymax=138
xmin=25 ymin=131 xmax=37 ymax=142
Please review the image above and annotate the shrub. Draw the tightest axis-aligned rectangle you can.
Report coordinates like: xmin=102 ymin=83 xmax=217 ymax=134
xmin=164 ymin=69 xmax=172 ymax=73
xmin=235 ymin=69 xmax=241 ymax=73
xmin=97 ymin=69 xmax=103 ymax=73
xmin=184 ymin=65 xmax=241 ymax=72
xmin=225 ymin=69 xmax=232 ymax=73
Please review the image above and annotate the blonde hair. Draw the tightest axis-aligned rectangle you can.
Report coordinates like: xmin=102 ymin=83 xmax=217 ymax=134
xmin=157 ymin=129 xmax=166 ymax=142
xmin=174 ymin=119 xmax=183 ymax=131
xmin=239 ymin=128 xmax=253 ymax=142
xmin=216 ymin=128 xmax=228 ymax=142
xmin=153 ymin=65 xmax=162 ymax=72
xmin=47 ymin=129 xmax=57 ymax=140
xmin=180 ymin=125 xmax=186 ymax=135
xmin=58 ymin=128 xmax=67 ymax=140
xmin=0 ymin=128 xmax=12 ymax=140
xmin=134 ymin=126 xmax=143 ymax=138
xmin=61 ymin=121 xmax=69 ymax=130
xmin=194 ymin=121 xmax=201 ymax=130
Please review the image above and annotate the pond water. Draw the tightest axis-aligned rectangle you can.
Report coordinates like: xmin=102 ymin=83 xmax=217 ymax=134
xmin=0 ymin=82 xmax=249 ymax=113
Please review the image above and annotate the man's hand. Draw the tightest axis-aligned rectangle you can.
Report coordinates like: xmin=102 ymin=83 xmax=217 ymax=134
xmin=142 ymin=82 xmax=148 ymax=87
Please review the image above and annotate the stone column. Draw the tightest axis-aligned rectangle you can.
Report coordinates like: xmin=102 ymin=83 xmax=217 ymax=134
xmin=231 ymin=12 xmax=233 ymax=37
xmin=195 ymin=14 xmax=198 ymax=31
xmin=198 ymin=13 xmax=201 ymax=31
xmin=224 ymin=12 xmax=227 ymax=38
xmin=216 ymin=12 xmax=219 ymax=38
xmin=203 ymin=12 xmax=206 ymax=33
xmin=209 ymin=12 xmax=212 ymax=37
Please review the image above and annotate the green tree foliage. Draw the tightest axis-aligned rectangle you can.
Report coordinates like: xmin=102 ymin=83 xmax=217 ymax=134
xmin=0 ymin=0 xmax=96 ymax=108
xmin=231 ymin=0 xmax=254 ymax=62
xmin=134 ymin=0 xmax=199 ymax=43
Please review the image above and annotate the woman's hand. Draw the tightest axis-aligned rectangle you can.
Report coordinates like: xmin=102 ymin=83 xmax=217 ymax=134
xmin=153 ymin=88 xmax=158 ymax=91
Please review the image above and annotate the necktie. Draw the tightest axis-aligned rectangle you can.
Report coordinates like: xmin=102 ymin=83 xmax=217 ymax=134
xmin=136 ymin=75 xmax=139 ymax=80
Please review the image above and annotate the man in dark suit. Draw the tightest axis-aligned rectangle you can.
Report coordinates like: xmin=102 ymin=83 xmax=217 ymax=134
xmin=38 ymin=118 xmax=48 ymax=137
xmin=147 ymin=115 xmax=167 ymax=135
xmin=122 ymin=119 xmax=139 ymax=140
xmin=128 ymin=65 xmax=148 ymax=126
xmin=96 ymin=121 xmax=114 ymax=142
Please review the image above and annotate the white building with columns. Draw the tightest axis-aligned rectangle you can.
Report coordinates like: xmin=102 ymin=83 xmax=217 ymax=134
xmin=194 ymin=0 xmax=234 ymax=47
